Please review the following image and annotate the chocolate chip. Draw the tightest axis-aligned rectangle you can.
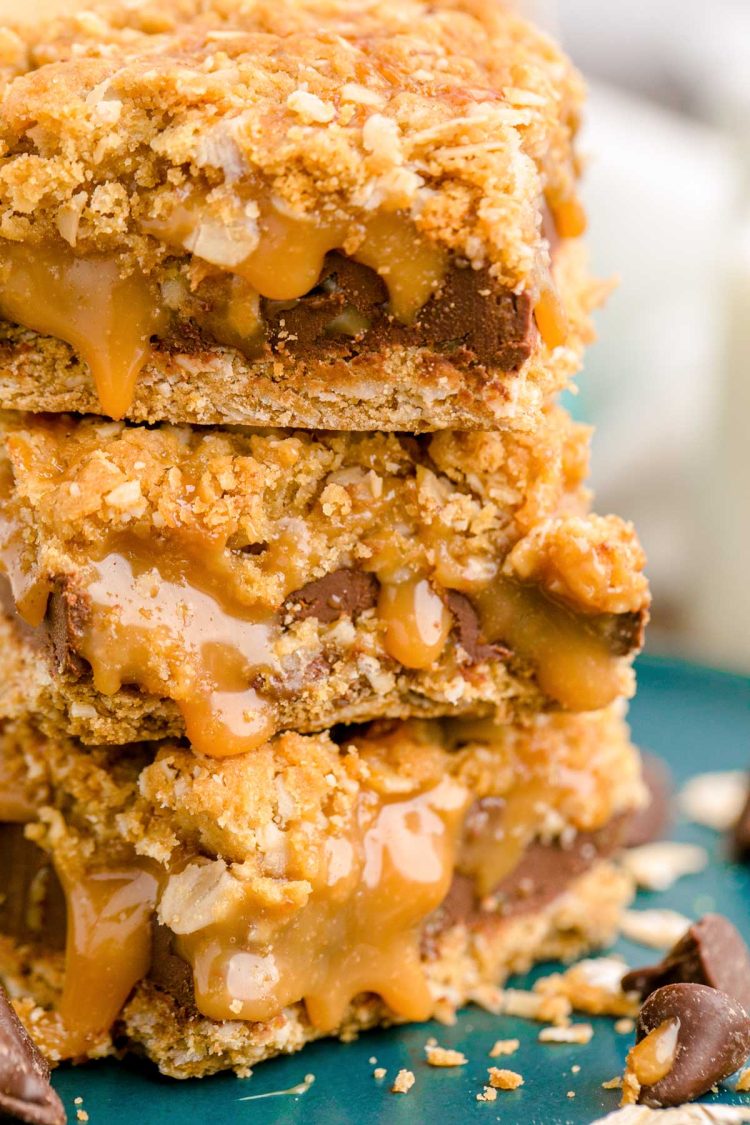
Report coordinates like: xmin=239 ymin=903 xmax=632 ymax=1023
xmin=0 ymin=986 xmax=66 ymax=1125
xmin=623 ymin=751 xmax=673 ymax=847
xmin=633 ymin=982 xmax=750 ymax=1107
xmin=731 ymin=781 xmax=750 ymax=862
xmin=622 ymin=913 xmax=750 ymax=1014
xmin=443 ymin=590 xmax=507 ymax=665
xmin=285 ymin=568 xmax=379 ymax=625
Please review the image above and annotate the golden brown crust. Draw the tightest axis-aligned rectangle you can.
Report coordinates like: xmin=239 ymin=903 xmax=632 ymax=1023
xmin=0 ymin=0 xmax=583 ymax=284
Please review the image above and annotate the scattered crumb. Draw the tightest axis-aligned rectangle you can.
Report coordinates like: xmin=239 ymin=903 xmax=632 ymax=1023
xmin=471 ymin=985 xmax=570 ymax=1025
xmin=620 ymin=908 xmax=692 ymax=949
xmin=534 ymin=958 xmax=638 ymax=1018
xmin=74 ymin=1100 xmax=83 ymax=1107
xmin=489 ymin=1038 xmax=520 ymax=1058
xmin=615 ymin=1018 xmax=635 ymax=1034
xmin=369 ymin=1056 xmax=377 ymax=1065
xmin=391 ymin=1069 xmax=415 ymax=1094
xmin=487 ymin=1067 xmax=524 ymax=1090
xmin=425 ymin=1045 xmax=467 ymax=1067
xmin=538 ymin=1023 xmax=593 ymax=1045
xmin=373 ymin=1067 xmax=387 ymax=1080
xmin=621 ymin=841 xmax=708 ymax=891
xmin=76 ymin=1113 xmax=89 ymax=1123
xmin=737 ymin=1069 xmax=750 ymax=1092
xmin=476 ymin=1086 xmax=497 ymax=1103
xmin=678 ymin=771 xmax=748 ymax=831
xmin=602 ymin=1076 xmax=622 ymax=1090
xmin=567 ymin=1091 xmax=576 ymax=1099
xmin=620 ymin=1067 xmax=641 ymax=1106
xmin=571 ymin=1064 xmax=581 ymax=1074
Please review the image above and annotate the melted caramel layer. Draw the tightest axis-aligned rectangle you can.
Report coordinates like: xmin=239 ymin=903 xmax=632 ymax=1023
xmin=34 ymin=862 xmax=160 ymax=1059
xmin=78 ymin=549 xmax=278 ymax=758
xmin=145 ymin=195 xmax=446 ymax=324
xmin=178 ymin=776 xmax=469 ymax=1030
xmin=474 ymin=575 xmax=622 ymax=712
xmin=0 ymin=246 xmax=167 ymax=420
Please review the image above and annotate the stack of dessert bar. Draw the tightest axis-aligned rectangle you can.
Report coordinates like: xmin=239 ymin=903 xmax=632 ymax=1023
xmin=0 ymin=0 xmax=650 ymax=1079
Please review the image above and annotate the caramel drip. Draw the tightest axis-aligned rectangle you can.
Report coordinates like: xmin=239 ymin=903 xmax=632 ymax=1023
xmin=534 ymin=285 xmax=568 ymax=350
xmin=551 ymin=197 xmax=588 ymax=240
xmin=34 ymin=862 xmax=159 ymax=1059
xmin=0 ymin=245 xmax=167 ymax=419
xmin=177 ymin=776 xmax=469 ymax=1031
xmin=78 ymin=549 xmax=278 ymax=757
xmin=147 ymin=194 xmax=447 ymax=324
xmin=459 ymin=784 xmax=551 ymax=897
xmin=378 ymin=576 xmax=453 ymax=670
xmin=474 ymin=575 xmax=622 ymax=712
xmin=627 ymin=1019 xmax=680 ymax=1086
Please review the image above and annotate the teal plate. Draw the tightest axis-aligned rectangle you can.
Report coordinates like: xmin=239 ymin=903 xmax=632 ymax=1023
xmin=51 ymin=655 xmax=750 ymax=1124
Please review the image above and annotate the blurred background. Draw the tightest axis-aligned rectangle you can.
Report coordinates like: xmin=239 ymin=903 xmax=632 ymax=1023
xmin=524 ymin=0 xmax=750 ymax=672
xmin=0 ymin=0 xmax=747 ymax=671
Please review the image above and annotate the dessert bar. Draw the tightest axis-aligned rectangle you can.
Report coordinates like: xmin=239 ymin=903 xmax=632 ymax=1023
xmin=0 ymin=412 xmax=649 ymax=749
xmin=0 ymin=707 xmax=642 ymax=1077
xmin=0 ymin=0 xmax=596 ymax=430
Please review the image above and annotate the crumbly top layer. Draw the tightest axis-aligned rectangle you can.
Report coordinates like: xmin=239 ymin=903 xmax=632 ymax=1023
xmin=9 ymin=707 xmax=642 ymax=883
xmin=0 ymin=0 xmax=584 ymax=286
xmin=1 ymin=408 xmax=601 ymax=611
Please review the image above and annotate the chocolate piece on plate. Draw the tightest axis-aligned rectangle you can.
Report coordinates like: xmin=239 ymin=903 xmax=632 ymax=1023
xmin=630 ymin=982 xmax=750 ymax=1107
xmin=622 ymin=913 xmax=750 ymax=1014
xmin=0 ymin=985 xmax=66 ymax=1125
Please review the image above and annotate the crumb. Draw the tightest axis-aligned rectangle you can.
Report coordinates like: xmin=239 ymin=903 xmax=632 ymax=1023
xmin=538 ymin=1024 xmax=593 ymax=1045
xmin=601 ymin=1076 xmax=622 ymax=1090
xmin=391 ymin=1069 xmax=415 ymax=1094
xmin=615 ymin=1018 xmax=635 ymax=1034
xmin=74 ymin=1099 xmax=83 ymax=1106
xmin=567 ymin=1091 xmax=576 ymax=1099
xmin=369 ymin=1056 xmax=377 ymax=1065
xmin=476 ymin=1087 xmax=498 ymax=1103
xmin=76 ymin=1113 xmax=89 ymax=1123
xmin=621 ymin=841 xmax=707 ymax=891
xmin=678 ymin=771 xmax=748 ymax=830
xmin=571 ymin=1064 xmax=581 ymax=1074
xmin=374 ymin=1068 xmax=387 ymax=1080
xmin=534 ymin=957 xmax=638 ymax=1018
xmin=425 ymin=1045 xmax=468 ymax=1067
xmin=488 ymin=1067 xmax=524 ymax=1090
xmin=472 ymin=985 xmax=571 ymax=1025
xmin=620 ymin=1068 xmax=641 ymax=1106
xmin=489 ymin=1038 xmax=520 ymax=1058
xmin=620 ymin=909 xmax=692 ymax=949
xmin=737 ymin=1068 xmax=750 ymax=1091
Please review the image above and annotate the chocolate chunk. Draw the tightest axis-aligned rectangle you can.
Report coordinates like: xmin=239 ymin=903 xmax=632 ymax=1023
xmin=443 ymin=590 xmax=508 ymax=665
xmin=731 ymin=781 xmax=750 ymax=861
xmin=634 ymin=983 xmax=750 ymax=1107
xmin=424 ymin=815 xmax=627 ymax=953
xmin=0 ymin=985 xmax=66 ymax=1125
xmin=623 ymin=752 xmax=672 ymax=847
xmin=285 ymin=568 xmax=378 ymax=625
xmin=263 ymin=253 xmax=535 ymax=371
xmin=622 ymin=914 xmax=750 ymax=1015
xmin=45 ymin=580 xmax=89 ymax=679
xmin=0 ymin=826 xmax=66 ymax=950
xmin=149 ymin=925 xmax=196 ymax=1011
